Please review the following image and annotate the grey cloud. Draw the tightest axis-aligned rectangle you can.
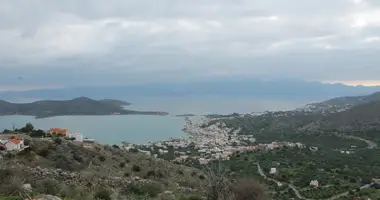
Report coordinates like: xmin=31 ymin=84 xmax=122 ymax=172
xmin=1 ymin=0 xmax=380 ymax=89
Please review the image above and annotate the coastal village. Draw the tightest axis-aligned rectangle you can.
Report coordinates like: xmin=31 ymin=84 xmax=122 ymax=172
xmin=124 ymin=117 xmax=306 ymax=165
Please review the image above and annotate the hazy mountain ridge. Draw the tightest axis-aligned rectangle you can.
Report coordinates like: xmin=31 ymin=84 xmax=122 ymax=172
xmin=0 ymin=97 xmax=168 ymax=118
xmin=305 ymin=91 xmax=380 ymax=113
xmin=2 ymin=79 xmax=380 ymax=101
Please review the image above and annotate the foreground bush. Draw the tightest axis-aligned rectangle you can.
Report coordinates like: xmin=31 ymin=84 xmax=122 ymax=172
xmin=122 ymin=182 xmax=163 ymax=197
xmin=231 ymin=179 xmax=268 ymax=200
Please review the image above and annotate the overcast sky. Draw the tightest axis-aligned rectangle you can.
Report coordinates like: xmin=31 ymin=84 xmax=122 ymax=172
xmin=1 ymin=0 xmax=380 ymax=91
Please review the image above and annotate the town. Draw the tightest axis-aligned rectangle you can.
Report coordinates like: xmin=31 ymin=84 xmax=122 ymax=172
xmin=123 ymin=117 xmax=306 ymax=165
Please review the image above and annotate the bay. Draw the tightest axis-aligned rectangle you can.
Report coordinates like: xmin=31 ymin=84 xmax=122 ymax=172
xmin=0 ymin=97 xmax=310 ymax=145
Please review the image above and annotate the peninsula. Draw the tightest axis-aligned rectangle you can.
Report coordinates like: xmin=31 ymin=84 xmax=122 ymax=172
xmin=0 ymin=97 xmax=169 ymax=118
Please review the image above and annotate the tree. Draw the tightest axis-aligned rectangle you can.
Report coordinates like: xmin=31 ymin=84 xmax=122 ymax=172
xmin=21 ymin=123 xmax=34 ymax=133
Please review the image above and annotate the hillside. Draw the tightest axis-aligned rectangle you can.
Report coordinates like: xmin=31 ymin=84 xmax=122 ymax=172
xmin=305 ymin=91 xmax=380 ymax=112
xmin=0 ymin=137 xmax=203 ymax=200
xmin=208 ymin=94 xmax=380 ymax=145
xmin=0 ymin=97 xmax=168 ymax=118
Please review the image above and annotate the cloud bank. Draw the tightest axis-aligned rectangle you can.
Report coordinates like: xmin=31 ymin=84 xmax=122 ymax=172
xmin=1 ymin=0 xmax=380 ymax=90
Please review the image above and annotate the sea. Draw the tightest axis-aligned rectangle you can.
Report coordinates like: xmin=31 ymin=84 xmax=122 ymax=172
xmin=0 ymin=96 xmax=311 ymax=145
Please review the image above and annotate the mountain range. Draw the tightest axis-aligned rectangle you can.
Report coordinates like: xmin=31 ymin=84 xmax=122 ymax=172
xmin=1 ymin=78 xmax=380 ymax=101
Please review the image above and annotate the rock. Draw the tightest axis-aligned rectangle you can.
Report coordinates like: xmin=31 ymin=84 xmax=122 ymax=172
xmin=22 ymin=183 xmax=33 ymax=192
xmin=35 ymin=195 xmax=62 ymax=200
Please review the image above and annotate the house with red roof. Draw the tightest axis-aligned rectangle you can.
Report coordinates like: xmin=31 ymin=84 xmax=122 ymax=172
xmin=0 ymin=138 xmax=26 ymax=151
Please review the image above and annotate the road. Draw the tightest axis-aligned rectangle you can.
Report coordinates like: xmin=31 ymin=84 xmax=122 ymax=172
xmin=343 ymin=135 xmax=378 ymax=149
xmin=332 ymin=133 xmax=378 ymax=149
xmin=255 ymin=163 xmax=369 ymax=200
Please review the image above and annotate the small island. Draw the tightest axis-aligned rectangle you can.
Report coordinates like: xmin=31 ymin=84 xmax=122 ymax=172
xmin=0 ymin=97 xmax=169 ymax=118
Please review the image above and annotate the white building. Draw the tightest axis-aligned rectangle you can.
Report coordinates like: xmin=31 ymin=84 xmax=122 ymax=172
xmin=68 ymin=133 xmax=84 ymax=142
xmin=270 ymin=168 xmax=277 ymax=174
xmin=2 ymin=138 xmax=25 ymax=151
xmin=310 ymin=180 xmax=319 ymax=187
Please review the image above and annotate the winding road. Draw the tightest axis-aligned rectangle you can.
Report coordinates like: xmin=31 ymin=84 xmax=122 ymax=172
xmin=256 ymin=163 xmax=372 ymax=200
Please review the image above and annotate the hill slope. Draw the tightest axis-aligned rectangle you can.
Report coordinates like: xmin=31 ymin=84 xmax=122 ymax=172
xmin=0 ymin=97 xmax=168 ymax=118
xmin=0 ymin=137 xmax=201 ymax=199
xmin=305 ymin=91 xmax=380 ymax=112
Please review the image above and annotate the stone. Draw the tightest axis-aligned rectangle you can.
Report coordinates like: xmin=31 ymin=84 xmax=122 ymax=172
xmin=22 ymin=183 xmax=33 ymax=192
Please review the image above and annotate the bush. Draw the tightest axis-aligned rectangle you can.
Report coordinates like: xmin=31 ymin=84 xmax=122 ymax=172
xmin=124 ymin=172 xmax=130 ymax=177
xmin=99 ymin=155 xmax=106 ymax=162
xmin=132 ymin=164 xmax=141 ymax=172
xmin=37 ymin=147 xmax=50 ymax=157
xmin=129 ymin=148 xmax=139 ymax=153
xmin=177 ymin=170 xmax=184 ymax=176
xmin=112 ymin=144 xmax=120 ymax=149
xmin=231 ymin=179 xmax=268 ymax=200
xmin=191 ymin=171 xmax=197 ymax=177
xmin=94 ymin=187 xmax=112 ymax=200
xmin=34 ymin=178 xmax=61 ymax=195
xmin=119 ymin=162 xmax=126 ymax=168
xmin=0 ymin=176 xmax=23 ymax=195
xmin=54 ymin=137 xmax=62 ymax=145
xmin=122 ymin=182 xmax=163 ymax=197
xmin=146 ymin=170 xmax=156 ymax=177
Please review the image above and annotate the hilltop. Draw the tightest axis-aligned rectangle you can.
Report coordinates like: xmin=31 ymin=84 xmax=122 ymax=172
xmin=304 ymin=91 xmax=380 ymax=113
xmin=0 ymin=97 xmax=168 ymax=118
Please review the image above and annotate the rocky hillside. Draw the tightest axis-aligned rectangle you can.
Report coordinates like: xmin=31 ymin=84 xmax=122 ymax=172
xmin=0 ymin=137 xmax=202 ymax=200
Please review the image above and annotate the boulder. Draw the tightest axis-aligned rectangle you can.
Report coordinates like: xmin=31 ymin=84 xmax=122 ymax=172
xmin=22 ymin=183 xmax=33 ymax=192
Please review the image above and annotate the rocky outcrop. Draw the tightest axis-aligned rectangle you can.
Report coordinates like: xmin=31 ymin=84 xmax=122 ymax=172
xmin=23 ymin=166 xmax=151 ymax=187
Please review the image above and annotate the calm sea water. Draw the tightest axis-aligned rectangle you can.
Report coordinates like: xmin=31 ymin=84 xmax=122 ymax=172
xmin=0 ymin=97 xmax=310 ymax=144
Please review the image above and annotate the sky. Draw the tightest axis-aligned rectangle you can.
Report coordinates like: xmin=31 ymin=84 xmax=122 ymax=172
xmin=1 ymin=0 xmax=380 ymax=91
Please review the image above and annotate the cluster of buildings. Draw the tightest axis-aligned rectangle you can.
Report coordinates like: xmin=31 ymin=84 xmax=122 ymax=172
xmin=126 ymin=117 xmax=306 ymax=165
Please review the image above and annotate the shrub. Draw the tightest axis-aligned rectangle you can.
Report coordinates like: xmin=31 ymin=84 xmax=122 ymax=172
xmin=112 ymin=144 xmax=120 ymax=149
xmin=34 ymin=178 xmax=61 ymax=195
xmin=146 ymin=170 xmax=156 ymax=177
xmin=94 ymin=187 xmax=112 ymax=200
xmin=119 ymin=162 xmax=126 ymax=168
xmin=129 ymin=148 xmax=139 ymax=153
xmin=122 ymin=182 xmax=163 ymax=197
xmin=132 ymin=164 xmax=141 ymax=172
xmin=37 ymin=147 xmax=49 ymax=157
xmin=0 ymin=176 xmax=23 ymax=195
xmin=191 ymin=171 xmax=197 ymax=177
xmin=177 ymin=170 xmax=184 ymax=176
xmin=199 ymin=174 xmax=205 ymax=180
xmin=54 ymin=137 xmax=62 ymax=145
xmin=124 ymin=172 xmax=130 ymax=177
xmin=73 ymin=153 xmax=83 ymax=162
xmin=99 ymin=155 xmax=106 ymax=162
xmin=231 ymin=179 xmax=268 ymax=200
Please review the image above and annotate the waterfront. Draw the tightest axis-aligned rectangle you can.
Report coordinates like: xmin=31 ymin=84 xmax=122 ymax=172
xmin=0 ymin=115 xmax=187 ymax=145
xmin=0 ymin=97 xmax=309 ymax=145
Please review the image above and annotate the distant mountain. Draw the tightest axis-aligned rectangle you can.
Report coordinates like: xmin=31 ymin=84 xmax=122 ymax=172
xmin=305 ymin=91 xmax=380 ymax=112
xmin=1 ymin=78 xmax=380 ymax=101
xmin=0 ymin=97 xmax=168 ymax=118
xmin=306 ymin=100 xmax=380 ymax=131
